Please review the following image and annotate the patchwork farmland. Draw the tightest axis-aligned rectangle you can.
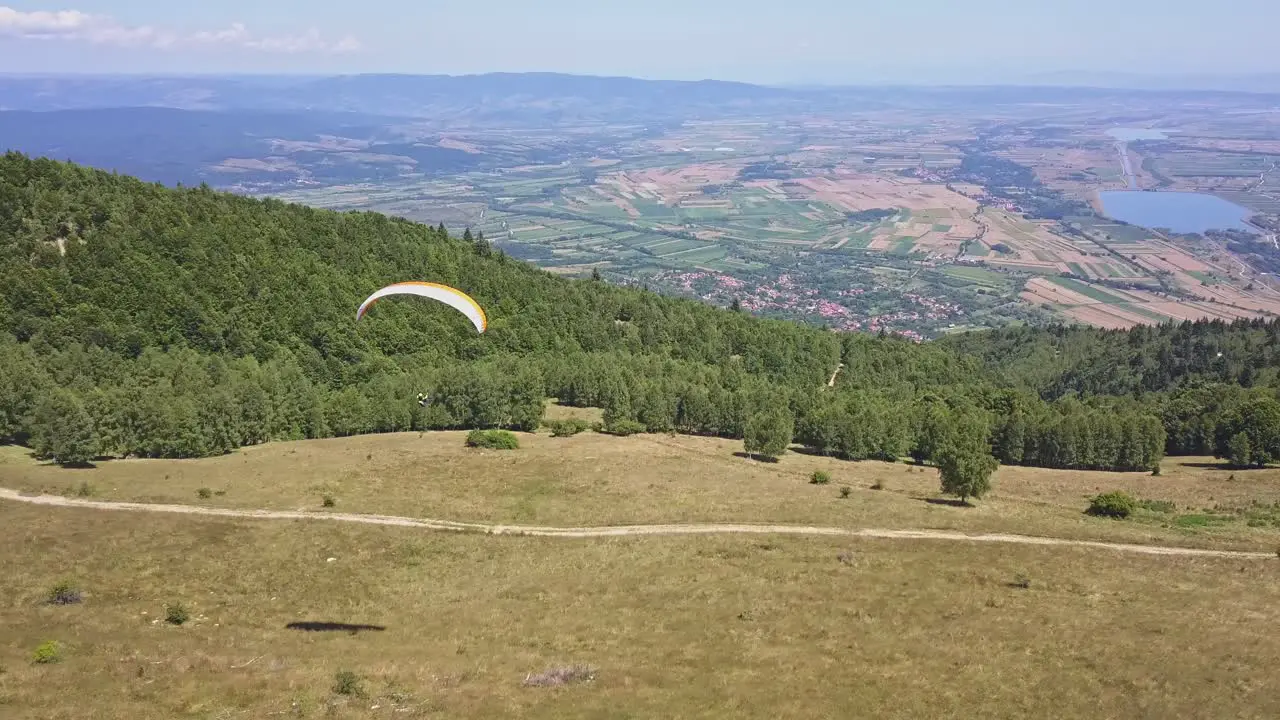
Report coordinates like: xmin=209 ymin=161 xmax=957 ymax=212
xmin=269 ymin=105 xmax=1280 ymax=337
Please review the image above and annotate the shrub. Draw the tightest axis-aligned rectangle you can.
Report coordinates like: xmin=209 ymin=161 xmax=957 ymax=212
xmin=332 ymin=670 xmax=364 ymax=697
xmin=197 ymin=487 xmax=212 ymax=500
xmin=1011 ymin=573 xmax=1031 ymax=589
xmin=810 ymin=470 xmax=832 ymax=485
xmin=547 ymin=418 xmax=590 ymax=437
xmin=466 ymin=429 xmax=520 ymax=449
xmin=322 ymin=494 xmax=336 ymax=508
xmin=165 ymin=603 xmax=189 ymax=626
xmin=47 ymin=581 xmax=82 ymax=606
xmin=839 ymin=486 xmax=852 ymax=499
xmin=75 ymin=481 xmax=94 ymax=498
xmin=870 ymin=479 xmax=886 ymax=491
xmin=603 ymin=420 xmax=646 ymax=437
xmin=1087 ymin=491 xmax=1137 ymax=519
xmin=32 ymin=641 xmax=61 ymax=664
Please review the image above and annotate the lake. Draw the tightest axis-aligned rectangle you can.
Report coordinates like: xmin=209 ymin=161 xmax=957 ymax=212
xmin=1106 ymin=127 xmax=1173 ymax=142
xmin=1098 ymin=191 xmax=1254 ymax=234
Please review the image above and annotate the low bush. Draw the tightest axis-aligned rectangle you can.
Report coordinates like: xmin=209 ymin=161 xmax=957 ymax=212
xmin=322 ymin=494 xmax=336 ymax=508
xmin=1087 ymin=491 xmax=1137 ymax=519
xmin=546 ymin=418 xmax=591 ymax=437
xmin=603 ymin=420 xmax=646 ymax=437
xmin=196 ymin=487 xmax=212 ymax=499
xmin=333 ymin=670 xmax=364 ymax=697
xmin=810 ymin=470 xmax=832 ymax=485
xmin=839 ymin=486 xmax=852 ymax=499
xmin=165 ymin=603 xmax=189 ymax=626
xmin=32 ymin=641 xmax=61 ymax=665
xmin=47 ymin=581 xmax=82 ymax=606
xmin=466 ymin=429 xmax=520 ymax=449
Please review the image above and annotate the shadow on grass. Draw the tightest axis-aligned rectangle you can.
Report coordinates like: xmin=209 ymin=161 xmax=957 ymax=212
xmin=59 ymin=460 xmax=99 ymax=470
xmin=919 ymin=497 xmax=972 ymax=508
xmin=1176 ymin=461 xmax=1238 ymax=470
xmin=732 ymin=452 xmax=780 ymax=464
xmin=285 ymin=621 xmax=387 ymax=635
xmin=788 ymin=446 xmax=910 ymax=464
xmin=5 ymin=444 xmax=114 ymax=469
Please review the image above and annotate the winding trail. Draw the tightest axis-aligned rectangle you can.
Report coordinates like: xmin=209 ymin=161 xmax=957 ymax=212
xmin=1 ymin=488 xmax=1274 ymax=559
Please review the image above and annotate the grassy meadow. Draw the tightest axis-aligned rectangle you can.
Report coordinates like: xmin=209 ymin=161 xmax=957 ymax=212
xmin=3 ymin=427 xmax=1280 ymax=718
xmin=4 ymin=426 xmax=1280 ymax=552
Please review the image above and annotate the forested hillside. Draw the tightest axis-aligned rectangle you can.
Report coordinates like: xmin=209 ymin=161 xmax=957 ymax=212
xmin=2 ymin=153 xmax=1279 ymax=473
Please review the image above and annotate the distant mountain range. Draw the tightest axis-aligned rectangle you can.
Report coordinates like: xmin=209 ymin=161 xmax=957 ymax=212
xmin=3 ymin=71 xmax=1280 ymax=120
xmin=0 ymin=72 xmax=810 ymax=122
xmin=1016 ymin=71 xmax=1280 ymax=95
xmin=2 ymin=71 xmax=1279 ymax=189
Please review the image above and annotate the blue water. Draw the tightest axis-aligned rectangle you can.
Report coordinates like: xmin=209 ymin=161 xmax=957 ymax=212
xmin=1098 ymin=191 xmax=1255 ymax=234
xmin=1106 ymin=127 xmax=1172 ymax=142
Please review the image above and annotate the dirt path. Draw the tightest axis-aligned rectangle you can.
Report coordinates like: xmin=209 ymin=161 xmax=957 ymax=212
xmin=826 ymin=362 xmax=844 ymax=388
xmin=1 ymin=488 xmax=1274 ymax=559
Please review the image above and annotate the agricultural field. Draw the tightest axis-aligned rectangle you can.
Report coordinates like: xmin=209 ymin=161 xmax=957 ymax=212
xmin=267 ymin=96 xmax=1280 ymax=337
xmin=3 ymin=432 xmax=1280 ymax=718
xmin=998 ymin=146 xmax=1131 ymax=193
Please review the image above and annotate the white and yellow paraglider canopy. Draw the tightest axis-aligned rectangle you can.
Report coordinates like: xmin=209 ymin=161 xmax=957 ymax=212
xmin=355 ymin=281 xmax=488 ymax=333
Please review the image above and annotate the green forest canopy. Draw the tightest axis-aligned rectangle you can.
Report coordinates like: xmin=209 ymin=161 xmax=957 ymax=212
xmin=3 ymin=152 xmax=1280 ymax=472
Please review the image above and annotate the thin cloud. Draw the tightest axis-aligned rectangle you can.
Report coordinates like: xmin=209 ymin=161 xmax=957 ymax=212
xmin=0 ymin=7 xmax=361 ymax=54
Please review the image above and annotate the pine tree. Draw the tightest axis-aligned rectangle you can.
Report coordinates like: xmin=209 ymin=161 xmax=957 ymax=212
xmin=1228 ymin=431 xmax=1253 ymax=469
xmin=911 ymin=401 xmax=953 ymax=465
xmin=30 ymin=389 xmax=98 ymax=467
xmin=936 ymin=420 xmax=998 ymax=504
xmin=743 ymin=409 xmax=794 ymax=461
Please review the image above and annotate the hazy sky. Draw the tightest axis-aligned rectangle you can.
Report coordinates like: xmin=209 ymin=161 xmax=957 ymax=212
xmin=1 ymin=0 xmax=1277 ymax=84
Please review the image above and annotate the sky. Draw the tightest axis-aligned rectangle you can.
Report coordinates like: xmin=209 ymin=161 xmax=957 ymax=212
xmin=1 ymin=0 xmax=1278 ymax=85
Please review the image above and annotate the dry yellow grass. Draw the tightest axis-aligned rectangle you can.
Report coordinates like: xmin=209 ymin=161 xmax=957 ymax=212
xmin=3 ymin=431 xmax=1280 ymax=552
xmin=1 ymin=500 xmax=1278 ymax=719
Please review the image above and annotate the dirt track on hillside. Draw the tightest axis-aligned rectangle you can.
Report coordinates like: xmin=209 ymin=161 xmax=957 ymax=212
xmin=1 ymin=487 xmax=1274 ymax=559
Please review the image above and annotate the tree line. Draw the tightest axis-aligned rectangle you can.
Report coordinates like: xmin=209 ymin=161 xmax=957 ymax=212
xmin=0 ymin=153 xmax=1276 ymax=475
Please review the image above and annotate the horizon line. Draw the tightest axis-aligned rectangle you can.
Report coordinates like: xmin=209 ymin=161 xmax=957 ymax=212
xmin=2 ymin=69 xmax=1280 ymax=95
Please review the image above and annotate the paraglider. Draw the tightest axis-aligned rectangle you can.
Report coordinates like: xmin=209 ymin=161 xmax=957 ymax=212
xmin=355 ymin=281 xmax=488 ymax=334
